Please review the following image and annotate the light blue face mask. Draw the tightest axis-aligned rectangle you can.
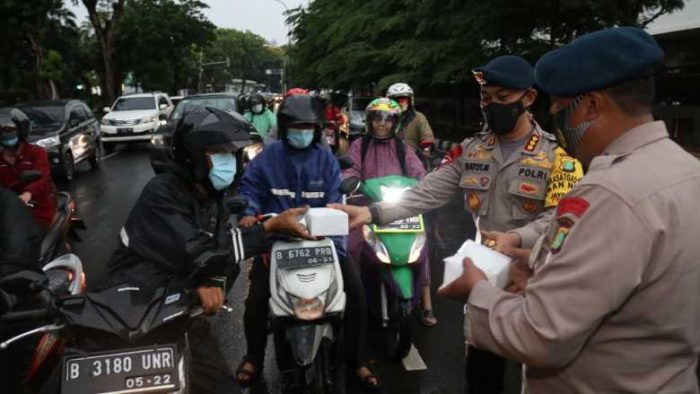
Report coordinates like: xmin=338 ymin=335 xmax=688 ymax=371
xmin=251 ymin=104 xmax=263 ymax=114
xmin=207 ymin=153 xmax=237 ymax=191
xmin=287 ymin=128 xmax=315 ymax=149
xmin=1 ymin=132 xmax=19 ymax=147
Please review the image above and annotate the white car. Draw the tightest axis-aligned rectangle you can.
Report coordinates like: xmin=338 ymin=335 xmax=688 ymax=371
xmin=100 ymin=93 xmax=173 ymax=152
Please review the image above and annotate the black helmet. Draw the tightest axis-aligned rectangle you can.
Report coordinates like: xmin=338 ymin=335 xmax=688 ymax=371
xmin=0 ymin=107 xmax=31 ymax=141
xmin=249 ymin=93 xmax=266 ymax=107
xmin=172 ymin=107 xmax=254 ymax=185
xmin=330 ymin=90 xmax=346 ymax=106
xmin=277 ymin=95 xmax=325 ymax=144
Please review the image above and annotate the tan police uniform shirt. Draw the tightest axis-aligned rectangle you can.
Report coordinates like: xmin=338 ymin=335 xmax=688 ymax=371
xmin=376 ymin=122 xmax=583 ymax=249
xmin=466 ymin=121 xmax=700 ymax=393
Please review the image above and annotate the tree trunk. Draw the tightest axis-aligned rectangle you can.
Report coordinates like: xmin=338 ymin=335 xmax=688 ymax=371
xmin=83 ymin=0 xmax=125 ymax=106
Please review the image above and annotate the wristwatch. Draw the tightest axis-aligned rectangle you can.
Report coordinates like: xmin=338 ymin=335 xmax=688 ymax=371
xmin=369 ymin=204 xmax=380 ymax=224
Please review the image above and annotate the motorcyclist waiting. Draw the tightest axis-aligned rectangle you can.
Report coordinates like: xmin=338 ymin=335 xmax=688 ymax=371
xmin=243 ymin=93 xmax=277 ymax=139
xmin=96 ymin=107 xmax=313 ymax=393
xmin=0 ymin=107 xmax=57 ymax=232
xmin=235 ymin=94 xmax=382 ymax=391
xmin=342 ymin=98 xmax=438 ymax=327
xmin=386 ymin=83 xmax=435 ymax=160
xmin=323 ymin=90 xmax=350 ymax=155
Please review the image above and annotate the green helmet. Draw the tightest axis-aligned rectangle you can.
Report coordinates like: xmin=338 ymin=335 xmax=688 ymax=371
xmin=365 ymin=98 xmax=401 ymax=136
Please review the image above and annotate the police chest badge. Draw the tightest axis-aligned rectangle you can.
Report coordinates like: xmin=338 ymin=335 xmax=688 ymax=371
xmin=560 ymin=156 xmax=576 ymax=172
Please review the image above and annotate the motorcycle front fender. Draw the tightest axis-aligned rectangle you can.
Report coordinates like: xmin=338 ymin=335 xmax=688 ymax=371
xmin=286 ymin=323 xmax=334 ymax=367
xmin=388 ymin=265 xmax=414 ymax=300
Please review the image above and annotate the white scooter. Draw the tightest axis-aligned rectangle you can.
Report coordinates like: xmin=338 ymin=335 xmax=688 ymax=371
xmin=268 ymin=222 xmax=347 ymax=393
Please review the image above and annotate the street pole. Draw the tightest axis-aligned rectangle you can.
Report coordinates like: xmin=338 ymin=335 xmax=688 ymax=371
xmin=273 ymin=0 xmax=290 ymax=92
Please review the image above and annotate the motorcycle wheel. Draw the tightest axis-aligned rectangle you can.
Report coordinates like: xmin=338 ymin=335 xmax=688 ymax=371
xmin=383 ymin=297 xmax=413 ymax=361
xmin=306 ymin=339 xmax=343 ymax=394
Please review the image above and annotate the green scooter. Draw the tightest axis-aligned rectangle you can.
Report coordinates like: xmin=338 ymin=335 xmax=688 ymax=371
xmin=341 ymin=175 xmax=427 ymax=360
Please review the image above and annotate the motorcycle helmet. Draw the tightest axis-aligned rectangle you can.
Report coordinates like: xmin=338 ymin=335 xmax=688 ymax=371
xmin=386 ymin=82 xmax=414 ymax=109
xmin=285 ymin=88 xmax=309 ymax=98
xmin=365 ymin=98 xmax=401 ymax=137
xmin=249 ymin=93 xmax=266 ymax=114
xmin=277 ymin=94 xmax=325 ymax=145
xmin=329 ymin=90 xmax=346 ymax=107
xmin=172 ymin=107 xmax=254 ymax=187
xmin=0 ymin=107 xmax=31 ymax=145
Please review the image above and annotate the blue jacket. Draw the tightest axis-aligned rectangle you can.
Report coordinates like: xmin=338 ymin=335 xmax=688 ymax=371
xmin=238 ymin=141 xmax=346 ymax=256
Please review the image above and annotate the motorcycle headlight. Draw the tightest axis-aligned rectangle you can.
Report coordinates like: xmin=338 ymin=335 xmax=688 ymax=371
xmin=35 ymin=135 xmax=61 ymax=149
xmin=408 ymin=233 xmax=427 ymax=263
xmin=292 ymin=296 xmax=325 ymax=321
xmin=362 ymin=225 xmax=391 ymax=264
xmin=380 ymin=185 xmax=410 ymax=202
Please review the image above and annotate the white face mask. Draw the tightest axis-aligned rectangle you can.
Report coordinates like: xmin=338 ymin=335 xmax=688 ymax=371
xmin=251 ymin=104 xmax=263 ymax=114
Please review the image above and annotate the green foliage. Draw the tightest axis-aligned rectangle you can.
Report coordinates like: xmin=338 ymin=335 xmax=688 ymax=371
xmin=0 ymin=0 xmax=85 ymax=101
xmin=201 ymin=28 xmax=284 ymax=92
xmin=114 ymin=0 xmax=216 ymax=93
xmin=288 ymin=0 xmax=685 ymax=92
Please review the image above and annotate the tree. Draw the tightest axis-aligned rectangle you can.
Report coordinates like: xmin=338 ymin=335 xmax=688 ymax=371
xmin=115 ymin=0 xmax=215 ymax=94
xmin=202 ymin=28 xmax=284 ymax=92
xmin=287 ymin=0 xmax=686 ymax=93
xmin=0 ymin=0 xmax=81 ymax=101
xmin=80 ymin=0 xmax=126 ymax=105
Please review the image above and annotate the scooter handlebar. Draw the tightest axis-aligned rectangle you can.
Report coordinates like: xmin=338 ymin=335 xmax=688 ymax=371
xmin=0 ymin=307 xmax=53 ymax=323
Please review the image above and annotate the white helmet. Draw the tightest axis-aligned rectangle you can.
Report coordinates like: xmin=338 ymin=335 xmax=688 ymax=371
xmin=386 ymin=82 xmax=414 ymax=99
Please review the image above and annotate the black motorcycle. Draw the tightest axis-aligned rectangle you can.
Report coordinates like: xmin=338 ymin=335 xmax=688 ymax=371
xmin=2 ymin=278 xmax=206 ymax=394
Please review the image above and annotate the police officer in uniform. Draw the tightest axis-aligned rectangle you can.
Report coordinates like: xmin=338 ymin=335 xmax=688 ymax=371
xmin=440 ymin=27 xmax=700 ymax=393
xmin=332 ymin=55 xmax=583 ymax=393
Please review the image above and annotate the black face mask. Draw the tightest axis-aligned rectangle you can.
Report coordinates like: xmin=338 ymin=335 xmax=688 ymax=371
xmin=482 ymin=96 xmax=526 ymax=135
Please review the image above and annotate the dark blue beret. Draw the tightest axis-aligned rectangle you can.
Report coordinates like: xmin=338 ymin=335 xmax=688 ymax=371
xmin=535 ymin=26 xmax=665 ymax=97
xmin=472 ymin=55 xmax=534 ymax=90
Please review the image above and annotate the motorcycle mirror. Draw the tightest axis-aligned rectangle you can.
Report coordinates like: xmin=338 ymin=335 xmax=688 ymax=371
xmin=340 ymin=177 xmax=361 ymax=195
xmin=20 ymin=170 xmax=42 ymax=184
xmin=226 ymin=196 xmax=249 ymax=214
xmin=0 ymin=270 xmax=48 ymax=295
xmin=336 ymin=156 xmax=354 ymax=170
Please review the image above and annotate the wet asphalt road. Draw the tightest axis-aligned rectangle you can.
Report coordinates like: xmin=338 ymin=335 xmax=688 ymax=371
xmin=61 ymin=145 xmax=478 ymax=394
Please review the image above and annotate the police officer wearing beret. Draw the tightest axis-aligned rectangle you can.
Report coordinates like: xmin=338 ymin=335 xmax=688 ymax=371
xmin=441 ymin=27 xmax=700 ymax=393
xmin=331 ymin=54 xmax=583 ymax=393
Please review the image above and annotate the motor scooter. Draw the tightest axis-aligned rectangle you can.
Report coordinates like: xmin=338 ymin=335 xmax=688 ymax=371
xmin=267 ymin=216 xmax=347 ymax=393
xmin=341 ymin=175 xmax=427 ymax=360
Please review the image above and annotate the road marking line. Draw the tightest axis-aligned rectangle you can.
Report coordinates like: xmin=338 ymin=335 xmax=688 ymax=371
xmin=402 ymin=344 xmax=427 ymax=371
xmin=102 ymin=151 xmax=121 ymax=160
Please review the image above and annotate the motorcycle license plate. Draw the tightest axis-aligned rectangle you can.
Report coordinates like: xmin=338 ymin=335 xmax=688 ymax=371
xmin=373 ymin=215 xmax=424 ymax=233
xmin=117 ymin=127 xmax=133 ymax=134
xmin=275 ymin=245 xmax=335 ymax=270
xmin=61 ymin=345 xmax=179 ymax=394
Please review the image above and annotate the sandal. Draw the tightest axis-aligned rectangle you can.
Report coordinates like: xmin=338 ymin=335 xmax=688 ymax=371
xmin=355 ymin=366 xmax=383 ymax=392
xmin=235 ymin=357 xmax=261 ymax=386
xmin=420 ymin=309 xmax=438 ymax=327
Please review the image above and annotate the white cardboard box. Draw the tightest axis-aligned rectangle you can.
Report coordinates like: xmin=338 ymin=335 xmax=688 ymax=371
xmin=441 ymin=240 xmax=512 ymax=289
xmin=303 ymin=208 xmax=349 ymax=237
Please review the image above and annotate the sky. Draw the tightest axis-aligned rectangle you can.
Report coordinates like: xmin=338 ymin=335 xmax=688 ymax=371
xmin=68 ymin=0 xmax=310 ymax=46
xmin=68 ymin=0 xmax=698 ymax=44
